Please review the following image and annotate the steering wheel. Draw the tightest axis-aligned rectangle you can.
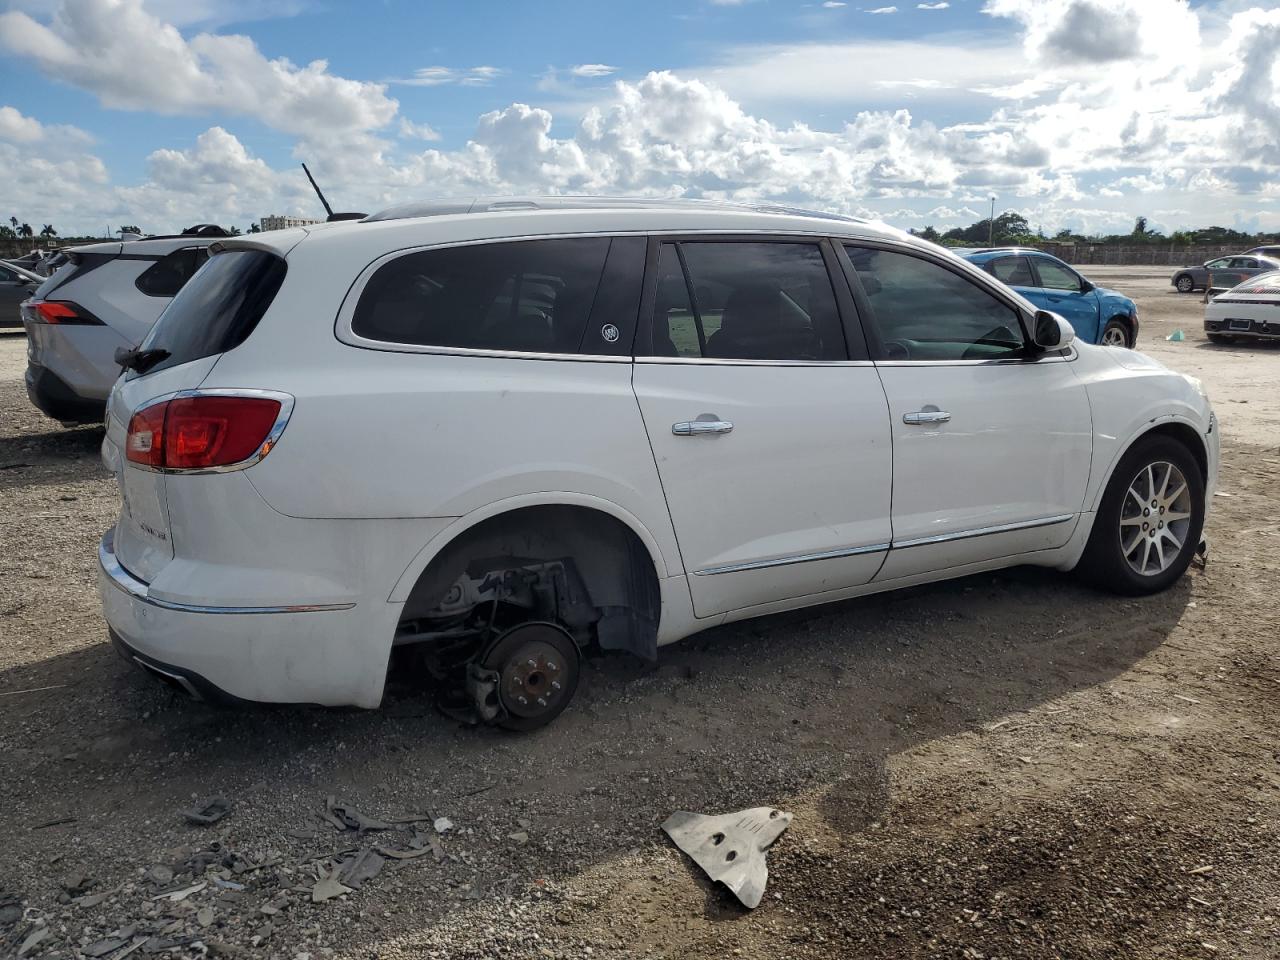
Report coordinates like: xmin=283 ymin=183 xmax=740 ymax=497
xmin=882 ymin=339 xmax=912 ymax=361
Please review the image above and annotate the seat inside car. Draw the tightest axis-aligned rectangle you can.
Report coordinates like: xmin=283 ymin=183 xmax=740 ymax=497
xmin=706 ymin=284 xmax=817 ymax=360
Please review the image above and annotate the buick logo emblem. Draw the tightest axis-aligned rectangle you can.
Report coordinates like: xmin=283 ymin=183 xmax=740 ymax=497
xmin=601 ymin=323 xmax=620 ymax=343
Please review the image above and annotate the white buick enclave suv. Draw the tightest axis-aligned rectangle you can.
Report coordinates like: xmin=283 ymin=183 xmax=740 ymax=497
xmin=98 ymin=198 xmax=1217 ymax=730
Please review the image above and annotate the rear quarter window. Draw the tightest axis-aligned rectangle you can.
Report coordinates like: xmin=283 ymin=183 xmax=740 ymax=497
xmin=132 ymin=249 xmax=286 ymax=377
xmin=135 ymin=246 xmax=210 ymax=297
xmin=350 ymin=237 xmax=619 ymax=355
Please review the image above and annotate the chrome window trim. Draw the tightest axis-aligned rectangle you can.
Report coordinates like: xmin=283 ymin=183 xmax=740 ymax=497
xmin=125 ymin=388 xmax=295 ymax=475
xmin=636 ymin=356 xmax=877 ymax=368
xmin=694 ymin=542 xmax=890 ymax=577
xmin=873 ymin=344 xmax=1078 ymax=368
xmin=891 ymin=513 xmax=1074 ymax=550
xmin=99 ymin=529 xmax=355 ymax=615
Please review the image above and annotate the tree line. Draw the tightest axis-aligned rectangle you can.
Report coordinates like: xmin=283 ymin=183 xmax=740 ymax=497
xmin=2 ymin=218 xmax=264 ymax=244
xmin=911 ymin=213 xmax=1278 ymax=249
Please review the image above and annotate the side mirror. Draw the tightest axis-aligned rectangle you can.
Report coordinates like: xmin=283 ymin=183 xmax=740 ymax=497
xmin=1031 ymin=310 xmax=1075 ymax=351
xmin=1079 ymin=278 xmax=1094 ymax=294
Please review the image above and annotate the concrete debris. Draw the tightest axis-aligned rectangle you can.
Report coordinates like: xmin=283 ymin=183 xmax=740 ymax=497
xmin=433 ymin=817 xmax=454 ymax=835
xmin=181 ymin=796 xmax=232 ymax=826
xmin=197 ymin=906 xmax=216 ymax=927
xmin=61 ymin=872 xmax=93 ymax=895
xmin=323 ymin=796 xmax=391 ymax=833
xmin=507 ymin=831 xmax=530 ymax=845
xmin=662 ymin=806 xmax=793 ymax=909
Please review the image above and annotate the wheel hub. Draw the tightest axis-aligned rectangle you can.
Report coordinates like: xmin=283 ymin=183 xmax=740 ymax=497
xmin=1119 ymin=460 xmax=1193 ymax=576
xmin=478 ymin=622 xmax=580 ymax=728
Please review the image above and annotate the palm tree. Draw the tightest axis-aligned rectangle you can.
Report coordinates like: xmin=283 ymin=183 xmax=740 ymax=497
xmin=19 ymin=223 xmax=33 ymax=239
xmin=8 ymin=216 xmax=17 ymax=233
xmin=248 ymin=222 xmax=261 ymax=234
xmin=40 ymin=224 xmax=57 ymax=238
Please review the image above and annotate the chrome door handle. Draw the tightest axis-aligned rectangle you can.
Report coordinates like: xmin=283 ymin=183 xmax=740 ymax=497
xmin=672 ymin=419 xmax=734 ymax=436
xmin=903 ymin=410 xmax=951 ymax=425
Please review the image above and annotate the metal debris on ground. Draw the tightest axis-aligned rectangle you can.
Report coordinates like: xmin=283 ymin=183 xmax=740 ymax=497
xmin=322 ymin=796 xmax=391 ymax=833
xmin=661 ymin=806 xmax=793 ymax=909
xmin=181 ymin=796 xmax=232 ymax=826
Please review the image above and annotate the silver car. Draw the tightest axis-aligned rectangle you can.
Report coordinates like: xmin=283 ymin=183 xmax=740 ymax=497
xmin=0 ymin=260 xmax=41 ymax=329
xmin=1171 ymin=254 xmax=1280 ymax=293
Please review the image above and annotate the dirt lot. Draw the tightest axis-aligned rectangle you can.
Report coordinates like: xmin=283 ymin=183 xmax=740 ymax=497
xmin=1 ymin=265 xmax=1278 ymax=960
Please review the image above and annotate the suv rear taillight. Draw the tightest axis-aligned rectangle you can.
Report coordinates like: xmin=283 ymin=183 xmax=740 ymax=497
xmin=125 ymin=393 xmax=290 ymax=472
xmin=27 ymin=300 xmax=104 ymax=325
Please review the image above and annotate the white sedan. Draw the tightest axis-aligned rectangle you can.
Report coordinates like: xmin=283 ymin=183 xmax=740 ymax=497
xmin=1205 ymin=271 xmax=1280 ymax=343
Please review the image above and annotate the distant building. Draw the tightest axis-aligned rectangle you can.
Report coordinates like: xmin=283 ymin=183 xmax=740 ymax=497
xmin=259 ymin=214 xmax=321 ymax=232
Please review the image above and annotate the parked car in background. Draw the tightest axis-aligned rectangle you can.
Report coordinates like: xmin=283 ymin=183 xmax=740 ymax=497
xmin=1244 ymin=245 xmax=1280 ymax=259
xmin=1170 ymin=255 xmax=1280 ymax=293
xmin=22 ymin=227 xmax=229 ymax=424
xmin=98 ymin=198 xmax=1214 ymax=731
xmin=958 ymin=248 xmax=1138 ymax=346
xmin=0 ymin=260 xmax=42 ymax=328
xmin=1204 ymin=271 xmax=1280 ymax=343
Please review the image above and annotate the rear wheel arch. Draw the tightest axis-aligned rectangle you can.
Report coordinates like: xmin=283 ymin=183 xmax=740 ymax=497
xmin=397 ymin=502 xmax=664 ymax=660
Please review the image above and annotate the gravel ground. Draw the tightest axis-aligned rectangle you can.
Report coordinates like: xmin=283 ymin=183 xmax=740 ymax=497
xmin=1 ymin=265 xmax=1278 ymax=959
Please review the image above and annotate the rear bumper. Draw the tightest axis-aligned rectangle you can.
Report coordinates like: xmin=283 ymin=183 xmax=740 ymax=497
xmin=25 ymin=362 xmax=105 ymax=424
xmin=1205 ymin=317 xmax=1280 ymax=339
xmin=98 ymin=527 xmax=389 ymax=707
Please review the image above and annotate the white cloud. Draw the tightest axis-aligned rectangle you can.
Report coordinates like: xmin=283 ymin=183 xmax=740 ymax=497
xmin=396 ymin=65 xmax=504 ymax=87
xmin=867 ymin=6 xmax=898 ymax=13
xmin=823 ymin=2 xmax=847 ymax=7
xmin=570 ymin=63 xmax=618 ymax=78
xmin=918 ymin=2 xmax=949 ymax=8
xmin=398 ymin=118 xmax=441 ymax=141
xmin=0 ymin=0 xmax=397 ymax=137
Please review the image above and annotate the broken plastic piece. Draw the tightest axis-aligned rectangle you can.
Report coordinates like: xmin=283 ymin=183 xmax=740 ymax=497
xmin=433 ymin=817 xmax=454 ymax=835
xmin=662 ymin=806 xmax=793 ymax=909
xmin=323 ymin=796 xmax=391 ymax=833
xmin=182 ymin=796 xmax=232 ymax=826
xmin=336 ymin=849 xmax=385 ymax=889
xmin=151 ymin=881 xmax=207 ymax=902
xmin=310 ymin=868 xmax=351 ymax=903
xmin=1166 ymin=329 xmax=1185 ymax=341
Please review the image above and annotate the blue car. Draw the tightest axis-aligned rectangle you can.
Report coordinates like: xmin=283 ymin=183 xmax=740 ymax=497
xmin=958 ymin=248 xmax=1138 ymax=347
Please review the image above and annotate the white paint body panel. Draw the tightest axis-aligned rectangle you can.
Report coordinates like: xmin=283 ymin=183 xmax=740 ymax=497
xmin=95 ymin=203 xmax=1218 ymax=709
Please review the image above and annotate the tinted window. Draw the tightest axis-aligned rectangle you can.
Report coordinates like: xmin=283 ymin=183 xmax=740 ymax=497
xmin=0 ymin=266 xmax=14 ymax=282
xmin=646 ymin=241 xmax=845 ymax=361
xmin=844 ymin=245 xmax=1024 ymax=362
xmin=135 ymin=246 xmax=210 ymax=297
xmin=1205 ymin=258 xmax=1229 ymax=269
xmin=989 ymin=256 xmax=1034 ymax=286
xmin=1033 ymin=258 xmax=1082 ymax=291
xmin=1229 ymin=257 xmax=1256 ymax=268
xmin=133 ymin=250 xmax=286 ymax=377
xmin=352 ymin=238 xmax=610 ymax=354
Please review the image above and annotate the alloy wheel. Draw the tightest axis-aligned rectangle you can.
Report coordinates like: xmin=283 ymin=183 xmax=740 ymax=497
xmin=1119 ymin=461 xmax=1193 ymax=576
xmin=1101 ymin=325 xmax=1128 ymax=347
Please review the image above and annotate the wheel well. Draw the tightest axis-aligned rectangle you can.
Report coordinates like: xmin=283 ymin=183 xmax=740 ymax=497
xmin=400 ymin=505 xmax=662 ymax=660
xmin=1135 ymin=422 xmax=1208 ymax=483
xmin=1105 ymin=314 xmax=1135 ymax=343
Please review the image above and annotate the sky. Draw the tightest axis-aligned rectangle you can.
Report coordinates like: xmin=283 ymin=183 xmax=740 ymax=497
xmin=1 ymin=0 xmax=1278 ymax=238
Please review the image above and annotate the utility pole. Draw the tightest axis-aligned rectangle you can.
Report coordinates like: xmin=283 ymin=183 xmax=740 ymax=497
xmin=989 ymin=196 xmax=996 ymax=246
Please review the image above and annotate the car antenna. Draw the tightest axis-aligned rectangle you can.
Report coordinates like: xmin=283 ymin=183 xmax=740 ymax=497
xmin=301 ymin=162 xmax=366 ymax=222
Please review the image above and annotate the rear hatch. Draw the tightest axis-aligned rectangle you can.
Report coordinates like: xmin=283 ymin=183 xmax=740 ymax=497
xmin=103 ymin=246 xmax=289 ymax=583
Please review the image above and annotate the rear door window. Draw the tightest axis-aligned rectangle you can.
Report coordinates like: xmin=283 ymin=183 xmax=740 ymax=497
xmin=351 ymin=237 xmax=615 ymax=355
xmin=135 ymin=246 xmax=210 ymax=297
xmin=132 ymin=249 xmax=286 ymax=377
xmin=645 ymin=240 xmax=846 ymax=361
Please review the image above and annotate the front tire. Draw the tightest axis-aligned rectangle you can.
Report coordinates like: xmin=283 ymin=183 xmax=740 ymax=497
xmin=1175 ymin=274 xmax=1195 ymax=293
xmin=1100 ymin=318 xmax=1131 ymax=347
xmin=1078 ymin=435 xmax=1205 ymax=595
xmin=1206 ymin=333 xmax=1234 ymax=344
